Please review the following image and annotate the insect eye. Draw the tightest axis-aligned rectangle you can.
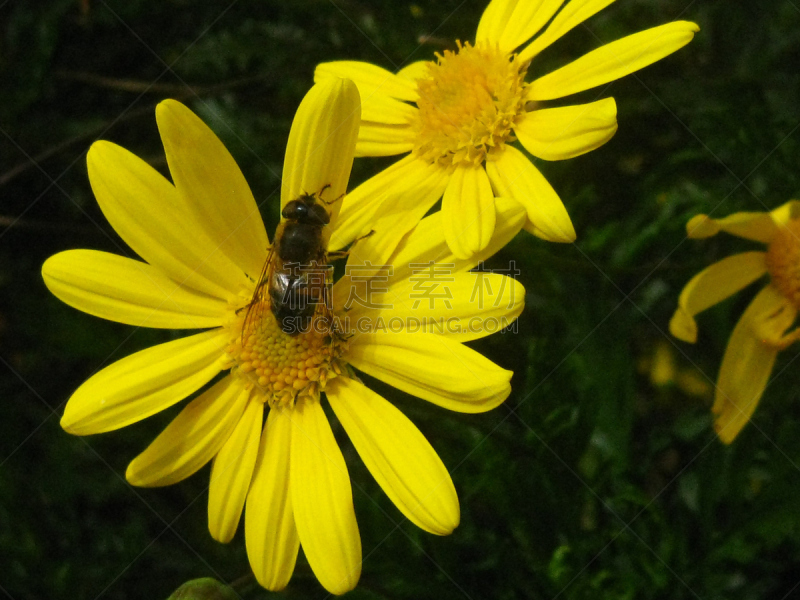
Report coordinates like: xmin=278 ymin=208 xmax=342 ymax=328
xmin=308 ymin=204 xmax=330 ymax=225
xmin=282 ymin=200 xmax=305 ymax=219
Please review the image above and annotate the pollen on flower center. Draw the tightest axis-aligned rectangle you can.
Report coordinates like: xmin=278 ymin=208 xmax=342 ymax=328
xmin=413 ymin=41 xmax=529 ymax=168
xmin=226 ymin=301 xmax=346 ymax=407
xmin=766 ymin=220 xmax=800 ymax=310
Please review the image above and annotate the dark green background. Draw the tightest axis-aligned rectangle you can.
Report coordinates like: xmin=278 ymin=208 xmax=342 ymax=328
xmin=2 ymin=0 xmax=800 ymax=598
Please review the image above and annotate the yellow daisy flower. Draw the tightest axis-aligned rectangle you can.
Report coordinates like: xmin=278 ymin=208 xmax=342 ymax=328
xmin=316 ymin=0 xmax=698 ymax=260
xmin=42 ymin=79 xmax=526 ymax=595
xmin=670 ymin=202 xmax=800 ymax=444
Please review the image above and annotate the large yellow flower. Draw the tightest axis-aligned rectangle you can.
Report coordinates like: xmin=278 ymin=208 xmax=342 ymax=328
xmin=316 ymin=0 xmax=698 ymax=260
xmin=670 ymin=202 xmax=800 ymax=444
xmin=41 ymin=80 xmax=526 ymax=594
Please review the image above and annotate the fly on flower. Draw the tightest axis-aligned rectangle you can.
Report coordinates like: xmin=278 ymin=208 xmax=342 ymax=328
xmin=41 ymin=80 xmax=527 ymax=596
xmin=244 ymin=186 xmax=339 ymax=337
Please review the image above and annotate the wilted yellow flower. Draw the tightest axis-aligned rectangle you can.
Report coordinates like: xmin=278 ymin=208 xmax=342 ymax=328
xmin=42 ymin=80 xmax=525 ymax=594
xmin=670 ymin=202 xmax=800 ymax=443
xmin=316 ymin=0 xmax=698 ymax=261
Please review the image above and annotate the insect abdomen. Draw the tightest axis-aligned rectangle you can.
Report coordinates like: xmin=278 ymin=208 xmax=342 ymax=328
xmin=269 ymin=272 xmax=316 ymax=335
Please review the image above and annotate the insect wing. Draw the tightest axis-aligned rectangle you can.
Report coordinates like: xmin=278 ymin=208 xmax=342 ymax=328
xmin=242 ymin=245 xmax=276 ymax=340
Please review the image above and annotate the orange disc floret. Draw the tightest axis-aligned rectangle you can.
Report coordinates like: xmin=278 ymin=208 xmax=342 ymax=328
xmin=766 ymin=220 xmax=800 ymax=310
xmin=227 ymin=300 xmax=347 ymax=407
xmin=413 ymin=41 xmax=529 ymax=167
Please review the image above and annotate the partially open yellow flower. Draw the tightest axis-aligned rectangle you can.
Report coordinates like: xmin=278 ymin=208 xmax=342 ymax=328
xmin=316 ymin=0 xmax=698 ymax=260
xmin=42 ymin=80 xmax=526 ymax=594
xmin=670 ymin=202 xmax=800 ymax=443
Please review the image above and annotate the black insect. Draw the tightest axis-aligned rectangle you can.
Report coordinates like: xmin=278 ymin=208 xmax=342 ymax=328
xmin=245 ymin=188 xmax=334 ymax=336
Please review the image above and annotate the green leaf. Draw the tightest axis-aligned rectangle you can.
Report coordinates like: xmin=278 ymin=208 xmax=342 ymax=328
xmin=166 ymin=578 xmax=238 ymax=600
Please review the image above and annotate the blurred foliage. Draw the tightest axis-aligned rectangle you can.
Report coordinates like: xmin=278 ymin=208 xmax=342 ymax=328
xmin=2 ymin=0 xmax=800 ymax=599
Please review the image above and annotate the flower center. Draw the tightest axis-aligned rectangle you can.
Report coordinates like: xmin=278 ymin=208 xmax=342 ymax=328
xmin=226 ymin=300 xmax=346 ymax=408
xmin=413 ymin=41 xmax=529 ymax=168
xmin=766 ymin=220 xmax=800 ymax=310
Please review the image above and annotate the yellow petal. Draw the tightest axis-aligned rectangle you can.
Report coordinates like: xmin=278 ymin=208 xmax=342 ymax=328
xmin=42 ymin=250 xmax=227 ymax=329
xmin=345 ymin=272 xmax=524 ymax=342
xmin=685 ymin=214 xmax=722 ymax=239
xmin=486 ymin=146 xmax=576 ymax=242
xmin=713 ymin=286 xmax=795 ymax=443
xmin=396 ymin=60 xmax=429 ymax=82
xmin=290 ymin=399 xmax=361 ymax=595
xmin=61 ymin=330 xmax=228 ymax=435
xmin=327 ymin=377 xmax=459 ymax=535
xmin=282 ymin=78 xmax=360 ymax=236
xmin=669 ymin=252 xmax=767 ymax=343
xmin=348 ymin=331 xmax=511 ymax=413
xmin=156 ymin=99 xmax=268 ymax=281
xmin=768 ymin=200 xmax=800 ymax=228
xmin=360 ymin=95 xmax=418 ymax=126
xmin=518 ymin=0 xmax=617 ymax=63
xmin=126 ymin=377 xmax=249 ymax=487
xmin=332 ymin=198 xmax=526 ymax=315
xmin=345 ymin=188 xmax=445 ymax=278
xmin=245 ymin=408 xmax=299 ymax=591
xmin=477 ymin=0 xmax=565 ymax=52
xmin=515 ymin=98 xmax=617 ymax=161
xmin=384 ymin=196 xmax=526 ymax=281
xmin=329 ymin=155 xmax=448 ymax=252
xmin=529 ymin=21 xmax=699 ymax=101
xmin=314 ymin=62 xmax=416 ymax=125
xmin=87 ymin=141 xmax=248 ymax=299
xmin=686 ymin=211 xmax=779 ymax=243
xmin=442 ymin=166 xmax=497 ymax=259
xmin=209 ymin=399 xmax=263 ymax=543
xmin=355 ymin=122 xmax=415 ymax=157
xmin=315 ymin=61 xmax=419 ymax=102
xmin=330 ymin=155 xmax=417 ymax=251
xmin=476 ymin=0 xmax=518 ymax=46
